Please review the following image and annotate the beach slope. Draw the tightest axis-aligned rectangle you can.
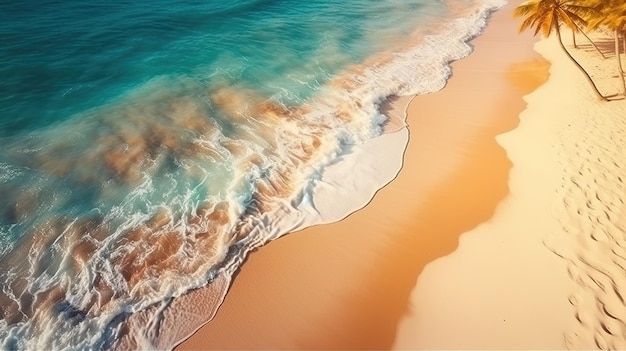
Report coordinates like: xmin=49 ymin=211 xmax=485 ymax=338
xmin=395 ymin=16 xmax=626 ymax=351
xmin=177 ymin=0 xmax=564 ymax=349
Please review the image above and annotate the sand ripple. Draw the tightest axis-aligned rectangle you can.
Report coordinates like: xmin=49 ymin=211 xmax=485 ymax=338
xmin=547 ymin=91 xmax=626 ymax=349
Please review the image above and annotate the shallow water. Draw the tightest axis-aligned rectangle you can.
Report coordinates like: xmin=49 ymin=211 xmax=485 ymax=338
xmin=0 ymin=0 xmax=504 ymax=349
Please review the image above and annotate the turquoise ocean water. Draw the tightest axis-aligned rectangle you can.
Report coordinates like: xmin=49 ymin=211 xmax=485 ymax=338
xmin=0 ymin=0 xmax=504 ymax=349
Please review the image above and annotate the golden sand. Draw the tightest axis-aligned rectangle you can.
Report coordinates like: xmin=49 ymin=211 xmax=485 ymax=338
xmin=177 ymin=1 xmax=548 ymax=349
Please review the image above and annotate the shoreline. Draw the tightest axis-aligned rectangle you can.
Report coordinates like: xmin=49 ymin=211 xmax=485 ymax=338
xmin=177 ymin=0 xmax=548 ymax=349
xmin=395 ymin=10 xmax=626 ymax=351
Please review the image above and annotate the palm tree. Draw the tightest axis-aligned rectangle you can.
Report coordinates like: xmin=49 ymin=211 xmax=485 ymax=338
xmin=582 ymin=0 xmax=626 ymax=96
xmin=565 ymin=2 xmax=607 ymax=57
xmin=514 ymin=0 xmax=608 ymax=101
xmin=572 ymin=20 xmax=606 ymax=59
xmin=606 ymin=12 xmax=626 ymax=95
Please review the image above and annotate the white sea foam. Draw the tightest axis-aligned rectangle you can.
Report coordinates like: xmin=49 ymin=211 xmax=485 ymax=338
xmin=187 ymin=0 xmax=504 ymax=346
xmin=159 ymin=0 xmax=508 ymax=348
xmin=279 ymin=0 xmax=508 ymax=229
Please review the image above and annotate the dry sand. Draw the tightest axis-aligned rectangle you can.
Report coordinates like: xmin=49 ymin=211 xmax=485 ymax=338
xmin=176 ymin=0 xmax=560 ymax=349
xmin=395 ymin=18 xmax=626 ymax=351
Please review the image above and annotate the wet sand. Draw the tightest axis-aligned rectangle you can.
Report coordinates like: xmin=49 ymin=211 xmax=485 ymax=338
xmin=177 ymin=0 xmax=548 ymax=349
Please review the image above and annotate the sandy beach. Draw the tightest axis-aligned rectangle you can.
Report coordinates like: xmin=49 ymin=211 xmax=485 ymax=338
xmin=175 ymin=0 xmax=573 ymax=349
xmin=8 ymin=0 xmax=626 ymax=348
xmin=400 ymin=27 xmax=626 ymax=350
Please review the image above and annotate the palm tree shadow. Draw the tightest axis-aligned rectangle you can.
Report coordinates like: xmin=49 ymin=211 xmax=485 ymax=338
xmin=606 ymin=94 xmax=625 ymax=101
xmin=576 ymin=40 xmax=615 ymax=58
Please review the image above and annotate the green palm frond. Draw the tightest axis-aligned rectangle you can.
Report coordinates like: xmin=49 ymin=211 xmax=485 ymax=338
xmin=540 ymin=7 xmax=556 ymax=37
xmin=513 ymin=0 xmax=610 ymax=100
xmin=513 ymin=0 xmax=553 ymax=36
xmin=576 ymin=0 xmax=626 ymax=30
xmin=513 ymin=0 xmax=600 ymax=37
xmin=558 ymin=8 xmax=582 ymax=30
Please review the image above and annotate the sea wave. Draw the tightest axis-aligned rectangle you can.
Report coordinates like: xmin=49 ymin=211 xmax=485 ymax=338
xmin=0 ymin=0 xmax=506 ymax=349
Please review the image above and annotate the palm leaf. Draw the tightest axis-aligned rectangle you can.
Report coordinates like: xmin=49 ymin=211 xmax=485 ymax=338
xmin=512 ymin=0 xmax=608 ymax=100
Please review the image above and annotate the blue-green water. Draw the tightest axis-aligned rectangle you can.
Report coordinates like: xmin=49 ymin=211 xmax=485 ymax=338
xmin=1 ymin=0 xmax=433 ymax=136
xmin=0 ymin=0 xmax=504 ymax=349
